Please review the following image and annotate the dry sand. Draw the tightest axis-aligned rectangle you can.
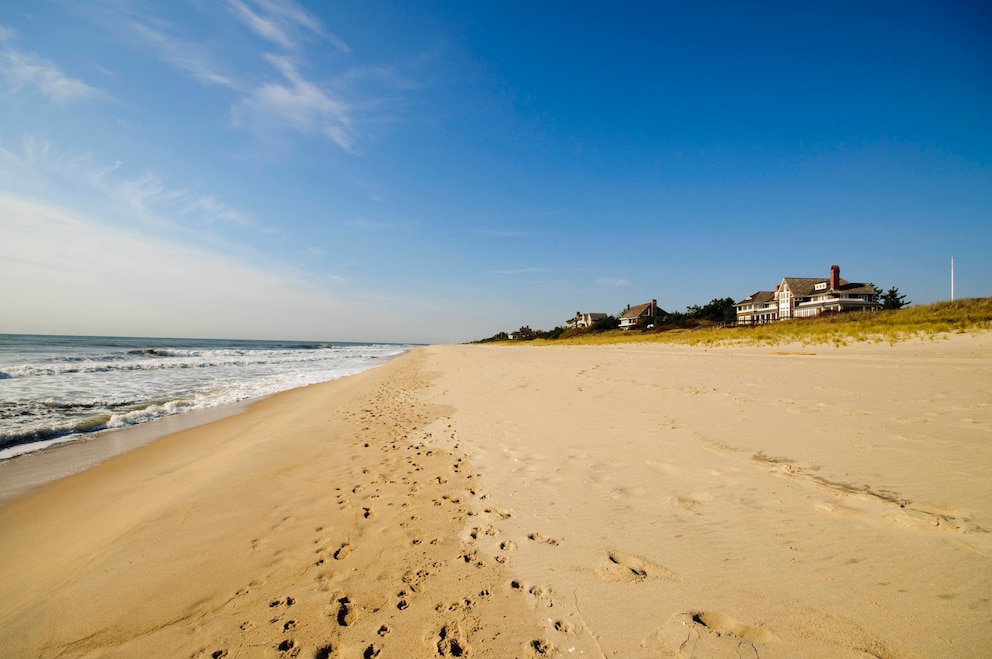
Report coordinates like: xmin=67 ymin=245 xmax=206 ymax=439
xmin=1 ymin=334 xmax=991 ymax=657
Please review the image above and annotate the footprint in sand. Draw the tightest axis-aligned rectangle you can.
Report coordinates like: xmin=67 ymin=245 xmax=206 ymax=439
xmin=333 ymin=543 xmax=353 ymax=560
xmin=527 ymin=532 xmax=562 ymax=546
xmin=529 ymin=638 xmax=554 ymax=656
xmin=645 ymin=611 xmax=777 ymax=656
xmin=484 ymin=506 xmax=511 ymax=520
xmin=469 ymin=525 xmax=497 ymax=540
xmin=337 ymin=597 xmax=357 ymax=626
xmin=459 ymin=549 xmax=485 ymax=567
xmin=435 ymin=623 xmax=470 ymax=657
xmin=510 ymin=583 xmax=554 ymax=609
xmin=597 ymin=551 xmax=678 ymax=583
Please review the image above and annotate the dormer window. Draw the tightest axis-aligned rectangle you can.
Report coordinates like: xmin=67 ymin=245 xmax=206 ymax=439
xmin=814 ymin=281 xmax=828 ymax=291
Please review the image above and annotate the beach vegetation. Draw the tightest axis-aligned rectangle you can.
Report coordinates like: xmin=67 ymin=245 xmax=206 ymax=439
xmin=474 ymin=331 xmax=509 ymax=343
xmin=687 ymin=297 xmax=738 ymax=324
xmin=879 ymin=286 xmax=910 ymax=310
xmin=480 ymin=298 xmax=992 ymax=347
xmin=589 ymin=316 xmax=620 ymax=332
xmin=537 ymin=326 xmax=566 ymax=340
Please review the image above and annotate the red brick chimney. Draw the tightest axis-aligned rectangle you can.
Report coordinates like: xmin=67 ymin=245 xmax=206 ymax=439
xmin=830 ymin=264 xmax=840 ymax=290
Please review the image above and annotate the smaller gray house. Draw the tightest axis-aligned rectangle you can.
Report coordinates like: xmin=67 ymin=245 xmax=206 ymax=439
xmin=735 ymin=291 xmax=778 ymax=325
xmin=619 ymin=299 xmax=665 ymax=330
xmin=565 ymin=312 xmax=608 ymax=329
xmin=508 ymin=326 xmax=536 ymax=340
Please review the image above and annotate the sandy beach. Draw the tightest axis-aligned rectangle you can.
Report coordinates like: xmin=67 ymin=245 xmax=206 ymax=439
xmin=1 ymin=334 xmax=991 ymax=658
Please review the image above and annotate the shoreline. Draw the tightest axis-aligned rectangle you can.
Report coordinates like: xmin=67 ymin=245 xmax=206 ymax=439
xmin=0 ymin=398 xmax=254 ymax=506
xmin=2 ymin=336 xmax=990 ymax=656
xmin=0 ymin=350 xmax=410 ymax=507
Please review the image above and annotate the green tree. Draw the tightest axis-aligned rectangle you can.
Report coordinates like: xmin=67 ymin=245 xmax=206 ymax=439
xmin=880 ymin=286 xmax=910 ymax=310
xmin=590 ymin=316 xmax=620 ymax=332
xmin=685 ymin=297 xmax=736 ymax=323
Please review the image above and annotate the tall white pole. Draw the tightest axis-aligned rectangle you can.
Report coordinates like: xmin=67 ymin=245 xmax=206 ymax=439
xmin=951 ymin=256 xmax=955 ymax=301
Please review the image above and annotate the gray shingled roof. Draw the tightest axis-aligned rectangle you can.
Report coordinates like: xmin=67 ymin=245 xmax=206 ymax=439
xmin=781 ymin=278 xmax=825 ymax=296
xmin=736 ymin=291 xmax=776 ymax=306
xmin=620 ymin=303 xmax=654 ymax=319
xmin=783 ymin=277 xmax=877 ymax=297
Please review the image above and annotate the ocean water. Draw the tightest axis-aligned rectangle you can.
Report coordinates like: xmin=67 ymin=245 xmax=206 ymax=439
xmin=0 ymin=334 xmax=414 ymax=460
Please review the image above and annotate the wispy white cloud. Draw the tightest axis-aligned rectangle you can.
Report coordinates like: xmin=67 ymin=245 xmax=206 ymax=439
xmin=596 ymin=277 xmax=631 ymax=287
xmin=77 ymin=5 xmax=418 ymax=154
xmin=350 ymin=177 xmax=385 ymax=202
xmin=181 ymin=194 xmax=253 ymax=227
xmin=57 ymin=4 xmax=421 ymax=156
xmin=232 ymin=54 xmax=356 ymax=151
xmin=0 ymin=41 xmax=101 ymax=103
xmin=125 ymin=19 xmax=238 ymax=89
xmin=4 ymin=136 xmax=252 ymax=229
xmin=225 ymin=0 xmax=347 ymax=52
xmin=117 ymin=9 xmax=359 ymax=151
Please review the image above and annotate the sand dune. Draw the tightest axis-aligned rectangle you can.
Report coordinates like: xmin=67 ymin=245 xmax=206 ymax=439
xmin=1 ymin=334 xmax=991 ymax=657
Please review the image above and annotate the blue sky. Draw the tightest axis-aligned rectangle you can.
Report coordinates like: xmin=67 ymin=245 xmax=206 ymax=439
xmin=1 ymin=1 xmax=989 ymax=343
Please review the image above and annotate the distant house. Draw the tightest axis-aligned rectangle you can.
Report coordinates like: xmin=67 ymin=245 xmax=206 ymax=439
xmin=508 ymin=326 xmax=536 ymax=340
xmin=736 ymin=265 xmax=879 ymax=325
xmin=619 ymin=299 xmax=665 ymax=330
xmin=565 ymin=311 xmax=608 ymax=330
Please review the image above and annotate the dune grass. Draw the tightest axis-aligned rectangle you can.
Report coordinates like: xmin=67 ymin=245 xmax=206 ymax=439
xmin=514 ymin=298 xmax=992 ymax=348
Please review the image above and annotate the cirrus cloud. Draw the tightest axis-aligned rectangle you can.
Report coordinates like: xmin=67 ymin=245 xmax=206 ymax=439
xmin=231 ymin=54 xmax=356 ymax=152
xmin=0 ymin=43 xmax=101 ymax=103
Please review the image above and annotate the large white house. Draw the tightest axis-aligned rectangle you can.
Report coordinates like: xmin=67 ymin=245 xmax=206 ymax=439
xmin=736 ymin=265 xmax=879 ymax=325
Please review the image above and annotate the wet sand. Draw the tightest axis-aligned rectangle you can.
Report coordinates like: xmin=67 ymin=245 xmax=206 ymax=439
xmin=1 ymin=335 xmax=990 ymax=657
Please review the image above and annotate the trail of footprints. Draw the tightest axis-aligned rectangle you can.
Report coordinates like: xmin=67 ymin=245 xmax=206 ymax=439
xmin=197 ymin=363 xmax=563 ymax=658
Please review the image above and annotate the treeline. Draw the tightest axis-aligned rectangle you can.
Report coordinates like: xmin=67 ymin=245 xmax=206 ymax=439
xmin=474 ymin=297 xmax=737 ymax=343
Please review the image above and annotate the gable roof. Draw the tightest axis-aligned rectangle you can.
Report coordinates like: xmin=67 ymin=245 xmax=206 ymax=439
xmin=780 ymin=278 xmax=825 ymax=296
xmin=736 ymin=291 xmax=776 ymax=306
xmin=620 ymin=302 xmax=664 ymax=319
xmin=782 ymin=277 xmax=877 ymax=297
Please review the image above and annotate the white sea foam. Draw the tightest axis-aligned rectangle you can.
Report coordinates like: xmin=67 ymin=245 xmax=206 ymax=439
xmin=0 ymin=335 xmax=413 ymax=459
